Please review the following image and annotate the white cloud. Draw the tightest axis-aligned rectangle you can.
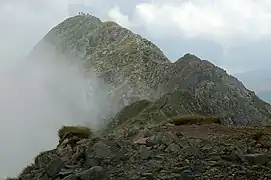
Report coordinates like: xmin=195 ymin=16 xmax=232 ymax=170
xmin=107 ymin=5 xmax=132 ymax=28
xmin=125 ymin=0 xmax=271 ymax=45
xmin=3 ymin=0 xmax=271 ymax=61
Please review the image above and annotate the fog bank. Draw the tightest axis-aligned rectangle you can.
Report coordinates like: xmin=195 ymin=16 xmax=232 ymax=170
xmin=0 ymin=43 xmax=111 ymax=178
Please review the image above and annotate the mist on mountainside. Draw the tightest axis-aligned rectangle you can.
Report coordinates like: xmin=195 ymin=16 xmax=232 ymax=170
xmin=0 ymin=42 xmax=116 ymax=178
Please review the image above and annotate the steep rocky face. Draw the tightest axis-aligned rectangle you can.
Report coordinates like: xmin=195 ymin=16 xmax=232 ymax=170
xmin=29 ymin=14 xmax=271 ymax=126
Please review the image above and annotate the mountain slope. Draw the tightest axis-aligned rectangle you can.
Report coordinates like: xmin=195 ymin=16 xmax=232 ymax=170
xmin=7 ymin=14 xmax=271 ymax=180
xmin=27 ymin=14 xmax=271 ymax=125
xmin=10 ymin=122 xmax=271 ymax=180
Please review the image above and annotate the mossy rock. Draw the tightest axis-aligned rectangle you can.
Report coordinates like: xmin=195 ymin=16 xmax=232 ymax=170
xmin=58 ymin=125 xmax=93 ymax=141
xmin=170 ymin=115 xmax=222 ymax=125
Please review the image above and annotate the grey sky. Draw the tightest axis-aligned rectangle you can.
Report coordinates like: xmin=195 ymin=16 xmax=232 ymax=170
xmin=1 ymin=0 xmax=271 ymax=74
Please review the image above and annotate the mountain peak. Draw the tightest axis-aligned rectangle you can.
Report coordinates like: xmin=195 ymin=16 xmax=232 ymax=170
xmin=28 ymin=14 xmax=271 ymax=126
xmin=183 ymin=53 xmax=201 ymax=60
xmin=8 ymin=13 xmax=271 ymax=180
xmin=73 ymin=14 xmax=102 ymax=25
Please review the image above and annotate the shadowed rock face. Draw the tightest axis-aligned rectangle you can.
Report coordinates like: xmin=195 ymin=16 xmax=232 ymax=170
xmin=27 ymin=14 xmax=271 ymax=126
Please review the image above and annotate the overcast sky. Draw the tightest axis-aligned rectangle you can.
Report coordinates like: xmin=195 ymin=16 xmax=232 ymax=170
xmin=1 ymin=0 xmax=271 ymax=73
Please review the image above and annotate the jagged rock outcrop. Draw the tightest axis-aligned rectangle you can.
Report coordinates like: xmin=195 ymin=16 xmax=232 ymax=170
xmin=9 ymin=123 xmax=271 ymax=180
xmin=26 ymin=14 xmax=271 ymax=125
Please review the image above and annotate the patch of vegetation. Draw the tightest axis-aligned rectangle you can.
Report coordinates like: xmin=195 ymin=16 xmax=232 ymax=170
xmin=111 ymin=100 xmax=153 ymax=127
xmin=103 ymin=21 xmax=119 ymax=27
xmin=118 ymin=41 xmax=137 ymax=55
xmin=251 ymin=131 xmax=265 ymax=141
xmin=102 ymin=21 xmax=120 ymax=35
xmin=58 ymin=125 xmax=93 ymax=141
xmin=169 ymin=115 xmax=222 ymax=125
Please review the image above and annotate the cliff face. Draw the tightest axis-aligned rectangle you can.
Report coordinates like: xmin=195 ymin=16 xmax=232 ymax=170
xmin=27 ymin=14 xmax=271 ymax=125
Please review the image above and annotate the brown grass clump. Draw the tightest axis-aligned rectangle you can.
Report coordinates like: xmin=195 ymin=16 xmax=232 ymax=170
xmin=170 ymin=115 xmax=222 ymax=126
xmin=58 ymin=125 xmax=93 ymax=141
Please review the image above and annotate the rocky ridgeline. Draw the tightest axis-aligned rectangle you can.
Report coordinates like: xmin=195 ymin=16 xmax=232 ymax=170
xmin=8 ymin=122 xmax=271 ymax=180
xmin=9 ymin=14 xmax=271 ymax=179
xmin=27 ymin=14 xmax=271 ymax=126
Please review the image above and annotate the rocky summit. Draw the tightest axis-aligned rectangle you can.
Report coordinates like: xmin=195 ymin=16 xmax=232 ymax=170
xmin=8 ymin=14 xmax=271 ymax=179
xmin=28 ymin=14 xmax=271 ymax=126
